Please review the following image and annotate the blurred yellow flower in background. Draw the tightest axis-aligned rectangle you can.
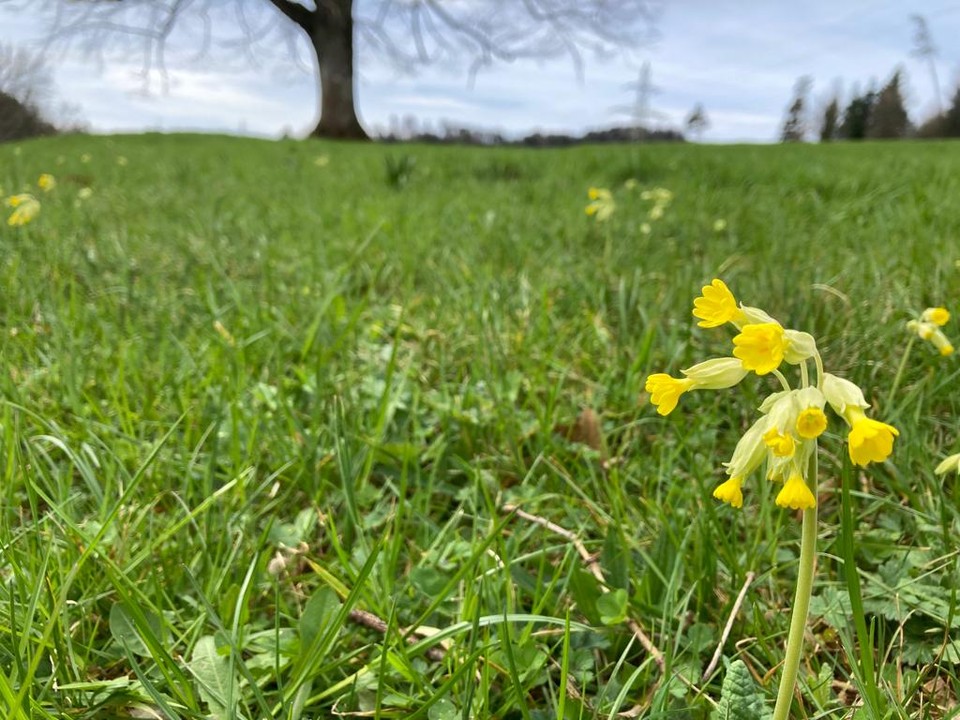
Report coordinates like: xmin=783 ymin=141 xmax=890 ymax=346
xmin=585 ymin=187 xmax=615 ymax=222
xmin=5 ymin=194 xmax=40 ymax=226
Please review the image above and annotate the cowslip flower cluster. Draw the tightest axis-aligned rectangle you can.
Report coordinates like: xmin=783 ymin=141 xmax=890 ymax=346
xmin=645 ymin=279 xmax=899 ymax=510
xmin=5 ymin=193 xmax=40 ymax=227
xmin=37 ymin=173 xmax=56 ymax=192
xmin=585 ymin=187 xmax=615 ymax=222
xmin=906 ymin=307 xmax=953 ymax=356
xmin=640 ymin=187 xmax=673 ymax=221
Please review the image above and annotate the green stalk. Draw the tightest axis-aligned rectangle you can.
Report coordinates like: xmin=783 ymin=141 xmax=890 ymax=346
xmin=771 ymin=449 xmax=818 ymax=720
xmin=885 ymin=335 xmax=914 ymax=410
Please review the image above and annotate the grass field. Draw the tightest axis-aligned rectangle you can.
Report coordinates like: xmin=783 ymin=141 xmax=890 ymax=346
xmin=1 ymin=133 xmax=959 ymax=719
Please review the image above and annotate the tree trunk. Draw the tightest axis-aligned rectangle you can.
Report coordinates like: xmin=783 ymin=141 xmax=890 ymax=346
xmin=309 ymin=0 xmax=367 ymax=140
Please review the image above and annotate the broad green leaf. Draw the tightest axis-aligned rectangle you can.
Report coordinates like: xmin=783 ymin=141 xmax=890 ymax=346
xmin=711 ymin=659 xmax=767 ymax=720
xmin=596 ymin=589 xmax=628 ymax=626
xmin=189 ymin=635 xmax=237 ymax=720
xmin=299 ymin=586 xmax=342 ymax=660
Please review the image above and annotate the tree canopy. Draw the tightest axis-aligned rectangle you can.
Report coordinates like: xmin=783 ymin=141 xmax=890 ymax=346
xmin=24 ymin=0 xmax=659 ymax=139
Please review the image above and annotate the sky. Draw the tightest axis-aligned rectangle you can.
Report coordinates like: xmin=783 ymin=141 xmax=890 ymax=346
xmin=2 ymin=1 xmax=959 ymax=143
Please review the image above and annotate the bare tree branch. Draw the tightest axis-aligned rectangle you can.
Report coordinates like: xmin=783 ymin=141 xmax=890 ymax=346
xmin=264 ymin=0 xmax=312 ymax=33
xmin=14 ymin=0 xmax=658 ymax=138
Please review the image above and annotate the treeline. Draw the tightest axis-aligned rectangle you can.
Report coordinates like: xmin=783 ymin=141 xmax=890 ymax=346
xmin=782 ymin=69 xmax=960 ymax=143
xmin=0 ymin=44 xmax=72 ymax=143
xmin=0 ymin=91 xmax=57 ymax=143
xmin=375 ymin=118 xmax=684 ymax=146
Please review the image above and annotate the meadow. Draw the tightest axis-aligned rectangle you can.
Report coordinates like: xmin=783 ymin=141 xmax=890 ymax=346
xmin=1 ymin=133 xmax=959 ymax=719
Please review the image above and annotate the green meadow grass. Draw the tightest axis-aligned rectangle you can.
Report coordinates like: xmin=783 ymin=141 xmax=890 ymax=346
xmin=1 ymin=133 xmax=959 ymax=718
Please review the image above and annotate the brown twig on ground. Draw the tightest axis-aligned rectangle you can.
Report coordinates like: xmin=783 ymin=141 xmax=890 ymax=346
xmin=348 ymin=608 xmax=447 ymax=662
xmin=502 ymin=503 xmax=664 ymax=670
xmin=701 ymin=571 xmax=756 ymax=682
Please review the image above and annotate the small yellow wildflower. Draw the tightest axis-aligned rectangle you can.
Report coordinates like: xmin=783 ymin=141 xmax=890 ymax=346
xmin=640 ymin=222 xmax=652 ymax=235
xmin=713 ymin=476 xmax=743 ymax=508
xmin=117 ymin=155 xmax=129 ymax=167
xmin=763 ymin=427 xmax=796 ymax=457
xmin=782 ymin=330 xmax=818 ymax=364
xmin=693 ymin=278 xmax=745 ymax=328
xmin=796 ymin=407 xmax=828 ymax=439
xmin=649 ymin=205 xmax=664 ymax=221
xmin=908 ymin=309 xmax=954 ymax=356
xmin=80 ymin=153 xmax=91 ymax=163
xmin=733 ymin=323 xmax=787 ymax=375
xmin=644 ymin=374 xmax=694 ymax=416
xmin=624 ymin=178 xmax=638 ymax=190
xmin=844 ymin=407 xmax=899 ymax=467
xmin=682 ymin=356 xmax=749 ymax=389
xmin=314 ymin=154 xmax=330 ymax=167
xmin=37 ymin=173 xmax=56 ymax=192
xmin=907 ymin=320 xmax=953 ymax=355
xmin=713 ymin=218 xmax=727 ymax=232
xmin=776 ymin=473 xmax=816 ymax=510
xmin=935 ymin=453 xmax=960 ymax=476
xmin=922 ymin=307 xmax=950 ymax=326
xmin=77 ymin=187 xmax=94 ymax=200
xmin=641 ymin=188 xmax=673 ymax=204
xmin=585 ymin=187 xmax=615 ymax=222
xmin=645 ymin=357 xmax=747 ymax=416
xmin=822 ymin=373 xmax=869 ymax=415
xmin=5 ymin=194 xmax=40 ymax=226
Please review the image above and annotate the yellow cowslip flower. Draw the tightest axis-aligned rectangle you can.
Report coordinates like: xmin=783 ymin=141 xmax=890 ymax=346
xmin=922 ymin=307 xmax=950 ymax=326
xmin=713 ymin=476 xmax=743 ymax=508
xmin=776 ymin=473 xmax=816 ymax=510
xmin=843 ymin=407 xmax=899 ymax=467
xmin=624 ymin=178 xmax=638 ymax=190
xmin=738 ymin=304 xmax=779 ymax=325
xmin=733 ymin=323 xmax=786 ymax=375
xmin=640 ymin=222 xmax=652 ymax=235
xmin=713 ymin=218 xmax=727 ymax=232
xmin=5 ymin=194 xmax=40 ymax=226
xmin=782 ymin=330 xmax=818 ymax=364
xmin=933 ymin=332 xmax=955 ymax=356
xmin=681 ymin=357 xmax=748 ymax=389
xmin=796 ymin=407 xmax=827 ymax=439
xmin=649 ymin=205 xmax=664 ymax=221
xmin=763 ymin=427 xmax=796 ymax=457
xmin=644 ymin=374 xmax=694 ymax=416
xmin=908 ymin=320 xmax=954 ymax=356
xmin=641 ymin=188 xmax=673 ymax=204
xmin=645 ymin=357 xmax=747 ymax=416
xmin=37 ymin=173 xmax=56 ymax=192
xmin=693 ymin=279 xmax=746 ymax=328
xmin=585 ymin=187 xmax=615 ymax=222
xmin=935 ymin=453 xmax=960 ymax=476
xmin=822 ymin=373 xmax=869 ymax=415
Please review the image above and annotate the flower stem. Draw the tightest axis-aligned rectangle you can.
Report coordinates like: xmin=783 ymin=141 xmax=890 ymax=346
xmin=771 ymin=449 xmax=818 ymax=720
xmin=886 ymin=335 xmax=914 ymax=411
